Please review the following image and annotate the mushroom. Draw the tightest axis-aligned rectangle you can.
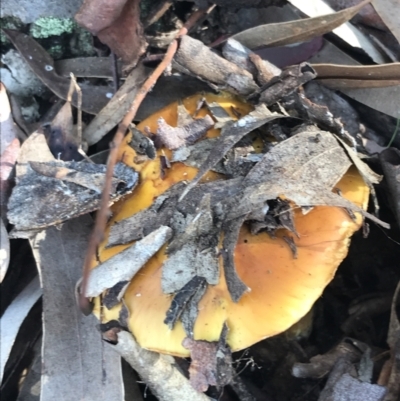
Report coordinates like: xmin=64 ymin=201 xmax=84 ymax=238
xmin=94 ymin=93 xmax=369 ymax=357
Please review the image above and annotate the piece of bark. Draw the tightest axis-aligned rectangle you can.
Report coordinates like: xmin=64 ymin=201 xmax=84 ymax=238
xmin=173 ymin=35 xmax=259 ymax=96
xmin=8 ymin=160 xmax=138 ymax=231
xmin=288 ymin=87 xmax=356 ymax=147
xmin=222 ymin=38 xmax=281 ymax=81
xmin=164 ymin=276 xmax=207 ymax=330
xmin=259 ymin=63 xmax=317 ymax=105
xmin=113 ymin=331 xmax=209 ymax=401
xmin=129 ymin=125 xmax=156 ymax=159
xmin=157 ymin=114 xmax=214 ymax=150
xmin=107 ymin=178 xmax=243 ymax=247
xmin=86 ymin=226 xmax=172 ymax=297
xmin=221 ymin=216 xmax=250 ymax=302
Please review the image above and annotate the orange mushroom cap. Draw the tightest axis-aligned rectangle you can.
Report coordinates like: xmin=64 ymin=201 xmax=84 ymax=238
xmin=95 ymin=93 xmax=369 ymax=357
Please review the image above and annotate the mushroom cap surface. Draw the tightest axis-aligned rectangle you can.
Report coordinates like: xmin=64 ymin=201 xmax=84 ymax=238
xmin=97 ymin=93 xmax=369 ymax=357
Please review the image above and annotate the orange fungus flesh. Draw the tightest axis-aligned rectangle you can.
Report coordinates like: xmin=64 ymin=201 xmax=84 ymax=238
xmin=97 ymin=93 xmax=369 ymax=357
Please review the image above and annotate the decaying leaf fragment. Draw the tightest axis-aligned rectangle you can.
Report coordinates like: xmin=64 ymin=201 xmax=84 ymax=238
xmin=75 ymin=0 xmax=147 ymax=72
xmin=258 ymin=63 xmax=317 ymax=106
xmin=183 ymin=324 xmax=233 ymax=392
xmin=8 ymin=160 xmax=138 ymax=231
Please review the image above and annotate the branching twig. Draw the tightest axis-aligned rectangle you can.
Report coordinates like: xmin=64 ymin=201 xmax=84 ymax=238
xmin=79 ymin=5 xmax=215 ymax=312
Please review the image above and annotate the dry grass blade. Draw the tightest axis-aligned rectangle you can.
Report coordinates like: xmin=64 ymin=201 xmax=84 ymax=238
xmin=232 ymin=0 xmax=371 ymax=49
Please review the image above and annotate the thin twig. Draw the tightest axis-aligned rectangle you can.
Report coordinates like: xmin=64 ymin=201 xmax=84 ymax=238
xmin=79 ymin=5 xmax=215 ymax=312
xmin=69 ymin=73 xmax=82 ymax=148
xmin=144 ymin=0 xmax=174 ymax=28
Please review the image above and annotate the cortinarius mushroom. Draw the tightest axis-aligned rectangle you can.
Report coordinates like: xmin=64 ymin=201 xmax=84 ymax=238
xmin=94 ymin=93 xmax=369 ymax=357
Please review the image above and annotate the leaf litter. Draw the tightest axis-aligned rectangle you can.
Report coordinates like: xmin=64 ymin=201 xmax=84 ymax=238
xmin=2 ymin=0 xmax=400 ymax=400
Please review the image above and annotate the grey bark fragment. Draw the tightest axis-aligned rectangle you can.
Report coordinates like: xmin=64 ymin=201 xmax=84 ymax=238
xmin=8 ymin=161 xmax=138 ymax=231
xmin=173 ymin=35 xmax=258 ymax=96
xmin=30 ymin=216 xmax=123 ymax=401
xmin=157 ymin=114 xmax=214 ymax=150
xmin=221 ymin=216 xmax=249 ymax=302
xmin=162 ymin=242 xmax=219 ymax=294
xmin=86 ymin=226 xmax=172 ymax=297
xmin=164 ymin=276 xmax=207 ymax=331
xmin=259 ymin=63 xmax=317 ymax=106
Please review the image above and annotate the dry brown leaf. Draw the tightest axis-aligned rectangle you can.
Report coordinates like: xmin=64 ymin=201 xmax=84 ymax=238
xmin=156 ymin=114 xmax=215 ymax=150
xmin=344 ymin=86 xmax=400 ymax=119
xmin=15 ymin=131 xmax=54 ymax=178
xmin=75 ymin=0 xmax=147 ymax=72
xmin=313 ymin=63 xmax=400 ymax=80
xmin=372 ymin=0 xmax=400 ymax=44
xmin=318 ymin=79 xmax=400 ymax=89
xmin=30 ymin=216 xmax=124 ymax=401
xmin=232 ymin=0 xmax=372 ymax=49
xmin=3 ymin=30 xmax=112 ymax=115
xmin=83 ymin=63 xmax=148 ymax=146
xmin=325 ymin=0 xmax=386 ymax=30
xmin=308 ymin=39 xmax=400 ymax=118
xmin=287 ymin=0 xmax=385 ymax=64
xmin=221 ymin=129 xmax=388 ymax=228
